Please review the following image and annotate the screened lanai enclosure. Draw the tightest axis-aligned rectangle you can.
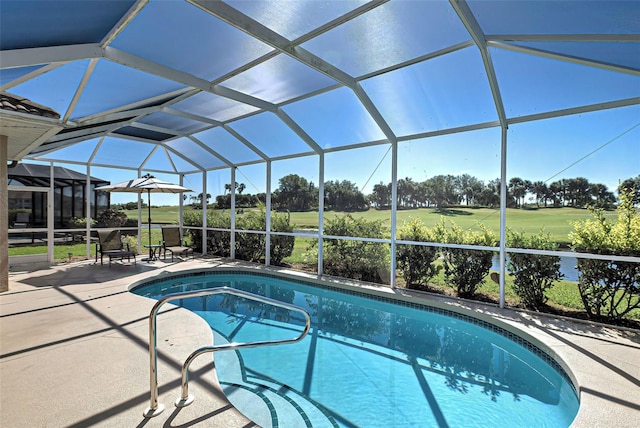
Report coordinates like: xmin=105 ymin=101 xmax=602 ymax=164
xmin=8 ymin=162 xmax=110 ymax=227
xmin=1 ymin=1 xmax=639 ymax=313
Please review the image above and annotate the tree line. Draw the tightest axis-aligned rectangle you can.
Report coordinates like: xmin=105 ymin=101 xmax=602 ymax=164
xmin=200 ymin=174 xmax=640 ymax=212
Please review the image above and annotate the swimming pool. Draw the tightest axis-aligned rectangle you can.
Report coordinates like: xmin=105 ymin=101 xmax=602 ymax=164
xmin=132 ymin=270 xmax=579 ymax=427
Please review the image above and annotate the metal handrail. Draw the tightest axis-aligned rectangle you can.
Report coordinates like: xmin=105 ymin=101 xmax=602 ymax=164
xmin=143 ymin=286 xmax=311 ymax=418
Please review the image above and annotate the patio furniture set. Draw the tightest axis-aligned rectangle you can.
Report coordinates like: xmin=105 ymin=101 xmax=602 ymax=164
xmin=95 ymin=227 xmax=194 ymax=266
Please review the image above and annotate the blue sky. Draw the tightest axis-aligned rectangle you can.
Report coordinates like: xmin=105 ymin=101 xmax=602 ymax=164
xmin=7 ymin=0 xmax=639 ymax=206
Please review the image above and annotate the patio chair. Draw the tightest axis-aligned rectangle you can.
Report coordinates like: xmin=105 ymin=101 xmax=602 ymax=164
xmin=13 ymin=212 xmax=31 ymax=228
xmin=95 ymin=230 xmax=136 ymax=266
xmin=13 ymin=212 xmax=36 ymax=243
xmin=161 ymin=226 xmax=194 ymax=262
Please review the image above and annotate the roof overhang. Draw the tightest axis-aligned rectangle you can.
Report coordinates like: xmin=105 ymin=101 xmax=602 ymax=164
xmin=0 ymin=109 xmax=63 ymax=160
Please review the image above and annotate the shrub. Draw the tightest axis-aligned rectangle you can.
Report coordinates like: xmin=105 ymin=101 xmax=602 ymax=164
xmin=236 ymin=211 xmax=266 ymax=262
xmin=396 ymin=218 xmax=440 ymax=291
xmin=270 ymin=211 xmax=295 ymax=266
xmin=97 ymin=209 xmax=128 ymax=228
xmin=68 ymin=217 xmax=97 ymax=242
xmin=183 ymin=208 xmax=294 ymax=264
xmin=319 ymin=214 xmax=390 ymax=284
xmin=184 ymin=210 xmax=231 ymax=255
xmin=209 ymin=214 xmax=233 ymax=257
xmin=507 ymin=229 xmax=563 ymax=310
xmin=123 ymin=218 xmax=138 ymax=228
xmin=121 ymin=235 xmax=139 ymax=254
xmin=68 ymin=217 xmax=97 ymax=228
xmin=434 ymin=218 xmax=496 ymax=298
xmin=570 ymin=189 xmax=640 ymax=321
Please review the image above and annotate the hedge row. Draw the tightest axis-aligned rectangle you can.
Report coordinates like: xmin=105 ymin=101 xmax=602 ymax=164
xmin=183 ymin=208 xmax=294 ymax=265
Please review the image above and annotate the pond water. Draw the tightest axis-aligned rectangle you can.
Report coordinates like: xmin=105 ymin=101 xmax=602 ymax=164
xmin=492 ymin=255 xmax=580 ymax=282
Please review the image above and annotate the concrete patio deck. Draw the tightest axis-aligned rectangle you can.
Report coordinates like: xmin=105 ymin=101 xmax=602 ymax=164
xmin=2 ymin=257 xmax=257 ymax=428
xmin=1 ymin=257 xmax=639 ymax=427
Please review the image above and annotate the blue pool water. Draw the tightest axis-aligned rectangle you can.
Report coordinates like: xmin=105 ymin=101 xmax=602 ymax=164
xmin=132 ymin=271 xmax=579 ymax=428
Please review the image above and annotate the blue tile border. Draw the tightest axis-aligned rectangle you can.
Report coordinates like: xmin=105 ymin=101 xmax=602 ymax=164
xmin=132 ymin=268 xmax=577 ymax=396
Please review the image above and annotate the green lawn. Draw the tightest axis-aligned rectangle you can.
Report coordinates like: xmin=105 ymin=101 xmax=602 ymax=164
xmin=8 ymin=229 xmax=164 ymax=259
xmin=122 ymin=207 xmax=184 ymax=225
xmin=139 ymin=205 xmax=614 ymax=245
xmin=287 ymin=206 xmax=614 ymax=246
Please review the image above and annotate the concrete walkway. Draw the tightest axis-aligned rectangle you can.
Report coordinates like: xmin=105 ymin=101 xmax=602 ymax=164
xmin=1 ymin=258 xmax=639 ymax=427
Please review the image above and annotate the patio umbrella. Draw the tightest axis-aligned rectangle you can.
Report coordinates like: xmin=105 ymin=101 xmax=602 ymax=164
xmin=96 ymin=174 xmax=192 ymax=261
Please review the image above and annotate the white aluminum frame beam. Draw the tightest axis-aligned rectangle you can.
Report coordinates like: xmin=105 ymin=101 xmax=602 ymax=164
xmin=188 ymin=136 xmax=233 ymax=168
xmin=230 ymin=167 xmax=236 ymax=259
xmin=221 ymin=125 xmax=269 ymax=161
xmin=189 ymin=0 xmax=398 ymax=145
xmin=450 ymin=0 xmax=507 ymax=127
xmin=490 ymin=41 xmax=640 ymax=76
xmin=265 ymin=160 xmax=272 ymax=266
xmin=487 ymin=34 xmax=640 ymax=43
xmin=200 ymin=172 xmax=207 ymax=255
xmin=0 ymin=63 xmax=63 ymax=91
xmin=317 ymin=152 xmax=324 ymax=277
xmin=0 ymin=44 xmax=104 ymax=69
xmin=100 ymin=0 xmax=149 ymax=47
xmin=498 ymin=127 xmax=508 ymax=308
xmin=162 ymin=107 xmax=223 ymax=127
xmin=75 ymin=106 xmax=163 ymax=127
xmin=138 ymin=145 xmax=160 ymax=171
xmin=63 ymin=59 xmax=98 ymax=122
xmin=390 ymin=140 xmax=398 ymax=288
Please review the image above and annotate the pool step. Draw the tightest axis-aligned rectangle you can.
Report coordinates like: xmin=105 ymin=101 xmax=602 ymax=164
xmin=247 ymin=374 xmax=339 ymax=428
xmin=221 ymin=380 xmax=338 ymax=428
xmin=214 ymin=333 xmax=338 ymax=428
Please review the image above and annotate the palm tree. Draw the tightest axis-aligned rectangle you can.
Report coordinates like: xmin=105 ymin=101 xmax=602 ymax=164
xmin=508 ymin=177 xmax=526 ymax=208
xmin=197 ymin=193 xmax=211 ymax=204
xmin=531 ymin=181 xmax=548 ymax=207
xmin=225 ymin=182 xmax=246 ymax=195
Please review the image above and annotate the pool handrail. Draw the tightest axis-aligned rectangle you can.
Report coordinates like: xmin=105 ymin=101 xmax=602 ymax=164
xmin=143 ymin=286 xmax=311 ymax=418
